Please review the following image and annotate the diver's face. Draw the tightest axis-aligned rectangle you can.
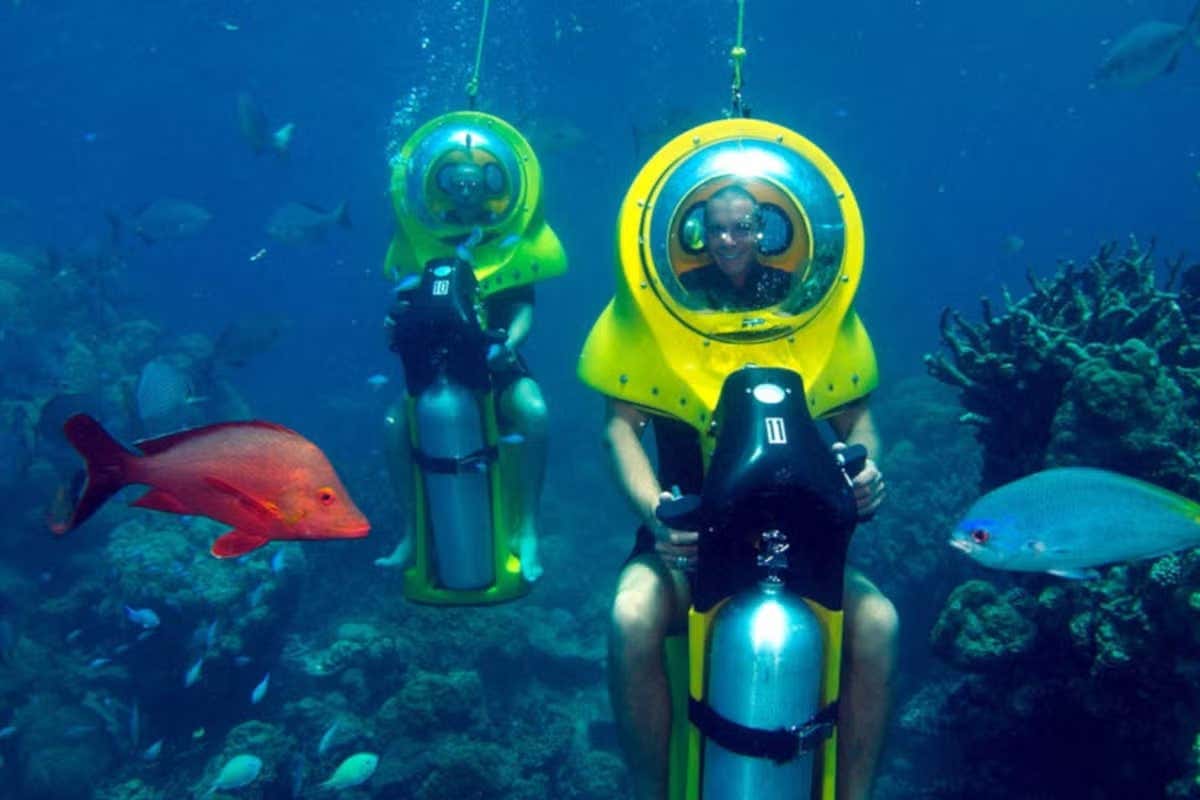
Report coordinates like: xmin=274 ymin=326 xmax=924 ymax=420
xmin=442 ymin=163 xmax=487 ymax=209
xmin=704 ymin=196 xmax=760 ymax=283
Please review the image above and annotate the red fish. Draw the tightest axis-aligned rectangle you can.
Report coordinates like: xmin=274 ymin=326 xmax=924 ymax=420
xmin=56 ymin=414 xmax=370 ymax=558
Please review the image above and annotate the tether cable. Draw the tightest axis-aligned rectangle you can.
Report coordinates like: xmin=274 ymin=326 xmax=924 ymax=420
xmin=729 ymin=0 xmax=750 ymax=117
xmin=465 ymin=0 xmax=492 ymax=109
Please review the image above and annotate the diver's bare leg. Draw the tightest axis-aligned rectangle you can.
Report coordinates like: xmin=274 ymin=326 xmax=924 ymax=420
xmin=497 ymin=377 xmax=548 ymax=581
xmin=837 ymin=569 xmax=899 ymax=800
xmin=375 ymin=400 xmax=413 ymax=567
xmin=609 ymin=559 xmax=690 ymax=800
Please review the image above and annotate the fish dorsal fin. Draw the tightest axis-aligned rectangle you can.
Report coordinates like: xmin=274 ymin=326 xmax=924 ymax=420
xmin=204 ymin=476 xmax=283 ymax=521
xmin=211 ymin=530 xmax=271 ymax=558
xmin=134 ymin=420 xmax=297 ymax=455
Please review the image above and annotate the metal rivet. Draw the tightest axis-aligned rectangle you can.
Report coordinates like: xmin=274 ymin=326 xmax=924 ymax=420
xmin=619 ymin=374 xmax=628 ymax=384
xmin=851 ymin=373 xmax=860 ymax=384
xmin=640 ymin=282 xmax=648 ymax=289
xmin=651 ymin=387 xmax=659 ymax=395
xmin=679 ymin=398 xmax=687 ymax=405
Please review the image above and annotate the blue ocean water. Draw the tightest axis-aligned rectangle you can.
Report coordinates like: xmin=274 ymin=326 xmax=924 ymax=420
xmin=0 ymin=0 xmax=1198 ymax=798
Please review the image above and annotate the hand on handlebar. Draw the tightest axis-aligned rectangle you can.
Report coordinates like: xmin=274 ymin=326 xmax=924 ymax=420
xmin=832 ymin=442 xmax=886 ymax=519
xmin=485 ymin=329 xmax=517 ymax=371
xmin=653 ymin=490 xmax=698 ymax=571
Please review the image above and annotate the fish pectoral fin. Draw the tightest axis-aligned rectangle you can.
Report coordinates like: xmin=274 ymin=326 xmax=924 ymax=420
xmin=211 ymin=530 xmax=271 ymax=558
xmin=203 ymin=476 xmax=282 ymax=520
xmin=131 ymin=488 xmax=189 ymax=515
xmin=1048 ymin=567 xmax=1101 ymax=580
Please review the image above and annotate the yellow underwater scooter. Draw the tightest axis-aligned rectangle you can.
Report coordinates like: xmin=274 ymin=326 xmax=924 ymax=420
xmin=580 ymin=3 xmax=878 ymax=790
xmin=577 ymin=109 xmax=877 ymax=798
xmin=381 ymin=2 xmax=566 ymax=604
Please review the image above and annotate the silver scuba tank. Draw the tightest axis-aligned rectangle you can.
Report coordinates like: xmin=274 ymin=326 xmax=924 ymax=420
xmin=703 ymin=577 xmax=825 ymax=800
xmin=414 ymin=372 xmax=495 ymax=589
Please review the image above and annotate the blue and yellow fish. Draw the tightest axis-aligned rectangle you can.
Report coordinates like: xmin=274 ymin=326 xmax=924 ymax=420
xmin=949 ymin=467 xmax=1200 ymax=579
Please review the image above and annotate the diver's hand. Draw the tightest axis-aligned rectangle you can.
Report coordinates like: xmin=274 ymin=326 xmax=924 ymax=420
xmin=486 ymin=342 xmax=517 ymax=371
xmin=652 ymin=490 xmax=698 ymax=571
xmin=833 ymin=442 xmax=886 ymax=519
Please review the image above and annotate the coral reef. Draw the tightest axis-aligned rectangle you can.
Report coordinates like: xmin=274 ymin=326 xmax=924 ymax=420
xmin=902 ymin=240 xmax=1200 ymax=798
xmin=925 ymin=238 xmax=1200 ymax=493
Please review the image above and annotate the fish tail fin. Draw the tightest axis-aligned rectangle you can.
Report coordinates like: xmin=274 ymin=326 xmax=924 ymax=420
xmin=57 ymin=414 xmax=137 ymax=533
xmin=334 ymin=201 xmax=351 ymax=230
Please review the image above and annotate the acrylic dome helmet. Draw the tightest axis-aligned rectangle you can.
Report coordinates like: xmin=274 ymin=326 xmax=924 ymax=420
xmin=577 ymin=118 xmax=876 ymax=427
xmin=384 ymin=111 xmax=567 ymax=296
xmin=644 ymin=135 xmax=854 ymax=341
xmin=394 ymin=116 xmax=525 ymax=241
xmin=419 ymin=136 xmax=515 ymax=231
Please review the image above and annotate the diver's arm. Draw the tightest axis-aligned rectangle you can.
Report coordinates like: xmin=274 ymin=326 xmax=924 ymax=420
xmin=502 ymin=299 xmax=534 ymax=350
xmin=485 ymin=285 xmax=535 ymax=350
xmin=829 ymin=398 xmax=880 ymax=455
xmin=602 ymin=399 xmax=661 ymax=525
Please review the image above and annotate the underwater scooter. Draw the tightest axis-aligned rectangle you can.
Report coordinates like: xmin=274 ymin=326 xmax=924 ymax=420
xmin=386 ymin=257 xmax=528 ymax=604
xmin=656 ymin=365 xmax=867 ymax=800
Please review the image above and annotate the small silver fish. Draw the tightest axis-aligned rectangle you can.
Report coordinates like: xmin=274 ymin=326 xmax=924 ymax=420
xmin=250 ymin=672 xmax=270 ymax=704
xmin=113 ymin=199 xmax=213 ymax=244
xmin=1095 ymin=3 xmax=1200 ymax=87
xmin=184 ymin=657 xmax=204 ymax=688
xmin=142 ymin=739 xmax=162 ymax=760
xmin=317 ymin=719 xmax=341 ymax=757
xmin=125 ymin=606 xmax=160 ymax=629
xmin=136 ymin=358 xmax=203 ymax=423
xmin=265 ymin=202 xmax=350 ymax=245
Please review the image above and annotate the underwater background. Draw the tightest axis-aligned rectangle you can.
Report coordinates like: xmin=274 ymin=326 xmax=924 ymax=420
xmin=1 ymin=0 xmax=1198 ymax=797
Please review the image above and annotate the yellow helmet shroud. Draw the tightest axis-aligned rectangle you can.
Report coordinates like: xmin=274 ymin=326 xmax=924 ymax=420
xmin=578 ymin=118 xmax=877 ymax=428
xmin=384 ymin=111 xmax=567 ymax=296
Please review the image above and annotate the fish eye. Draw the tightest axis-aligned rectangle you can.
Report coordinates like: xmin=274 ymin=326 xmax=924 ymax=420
xmin=317 ymin=487 xmax=336 ymax=506
xmin=970 ymin=528 xmax=990 ymax=545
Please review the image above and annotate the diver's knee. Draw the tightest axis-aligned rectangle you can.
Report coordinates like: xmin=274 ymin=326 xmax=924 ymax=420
xmin=611 ymin=570 xmax=672 ymax=652
xmin=848 ymin=590 xmax=899 ymax=672
xmin=508 ymin=381 xmax=548 ymax=437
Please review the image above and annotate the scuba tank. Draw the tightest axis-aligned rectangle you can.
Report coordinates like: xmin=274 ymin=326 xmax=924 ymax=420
xmin=414 ymin=372 xmax=494 ymax=589
xmin=658 ymin=366 xmax=864 ymax=800
xmin=702 ymin=536 xmax=824 ymax=799
xmin=390 ymin=258 xmax=498 ymax=591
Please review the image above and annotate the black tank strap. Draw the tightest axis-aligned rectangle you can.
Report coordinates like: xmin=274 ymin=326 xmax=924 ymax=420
xmin=413 ymin=445 xmax=497 ymax=475
xmin=688 ymin=697 xmax=838 ymax=764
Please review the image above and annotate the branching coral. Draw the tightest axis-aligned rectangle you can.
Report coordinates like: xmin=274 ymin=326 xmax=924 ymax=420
xmin=925 ymin=239 xmax=1200 ymax=491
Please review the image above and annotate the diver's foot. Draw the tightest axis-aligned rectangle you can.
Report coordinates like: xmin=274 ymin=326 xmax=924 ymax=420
xmin=373 ymin=537 xmax=412 ymax=568
xmin=517 ymin=527 xmax=543 ymax=582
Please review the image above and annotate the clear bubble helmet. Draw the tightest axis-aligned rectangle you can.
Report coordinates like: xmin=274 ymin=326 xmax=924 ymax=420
xmin=579 ymin=118 xmax=877 ymax=426
xmin=384 ymin=111 xmax=566 ymax=296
